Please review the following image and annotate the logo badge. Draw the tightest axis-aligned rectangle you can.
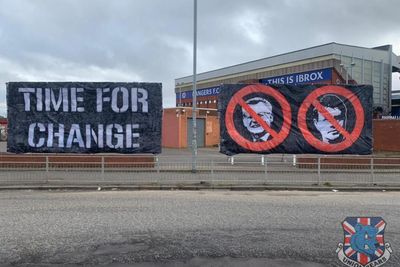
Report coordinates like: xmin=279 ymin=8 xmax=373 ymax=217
xmin=337 ymin=217 xmax=392 ymax=267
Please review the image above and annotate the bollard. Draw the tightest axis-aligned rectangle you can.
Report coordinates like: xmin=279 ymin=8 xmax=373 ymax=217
xmin=45 ymin=156 xmax=49 ymax=183
xmin=101 ymin=156 xmax=105 ymax=181
xmin=317 ymin=157 xmax=321 ymax=185
xmin=156 ymin=156 xmax=160 ymax=174
xmin=370 ymin=158 xmax=374 ymax=185
xmin=45 ymin=156 xmax=49 ymax=173
xmin=264 ymin=157 xmax=268 ymax=183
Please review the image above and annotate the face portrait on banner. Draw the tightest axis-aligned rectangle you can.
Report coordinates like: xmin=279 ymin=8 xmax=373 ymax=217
xmin=241 ymin=97 xmax=274 ymax=142
xmin=220 ymin=84 xmax=372 ymax=155
xmin=312 ymin=94 xmax=347 ymax=144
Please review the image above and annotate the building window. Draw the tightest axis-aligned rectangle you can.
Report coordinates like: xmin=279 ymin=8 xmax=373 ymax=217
xmin=213 ymin=100 xmax=217 ymax=103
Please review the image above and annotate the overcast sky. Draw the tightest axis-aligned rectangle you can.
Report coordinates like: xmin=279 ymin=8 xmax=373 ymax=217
xmin=0 ymin=0 xmax=399 ymax=117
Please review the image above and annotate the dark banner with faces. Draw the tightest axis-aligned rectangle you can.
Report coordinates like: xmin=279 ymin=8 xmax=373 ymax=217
xmin=219 ymin=84 xmax=372 ymax=155
xmin=7 ymin=82 xmax=162 ymax=154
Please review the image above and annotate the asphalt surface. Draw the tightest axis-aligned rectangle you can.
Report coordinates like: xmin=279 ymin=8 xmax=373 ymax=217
xmin=0 ymin=190 xmax=399 ymax=267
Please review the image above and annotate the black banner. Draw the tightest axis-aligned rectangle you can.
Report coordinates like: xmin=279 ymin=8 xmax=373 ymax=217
xmin=219 ymin=84 xmax=372 ymax=155
xmin=7 ymin=82 xmax=162 ymax=154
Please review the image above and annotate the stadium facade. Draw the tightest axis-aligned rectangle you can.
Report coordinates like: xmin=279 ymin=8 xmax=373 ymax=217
xmin=175 ymin=42 xmax=400 ymax=115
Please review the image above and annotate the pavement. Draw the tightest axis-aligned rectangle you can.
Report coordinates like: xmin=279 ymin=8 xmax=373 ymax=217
xmin=0 ymin=190 xmax=399 ymax=266
xmin=2 ymin=141 xmax=400 ymax=187
xmin=0 ymin=142 xmax=400 ymax=189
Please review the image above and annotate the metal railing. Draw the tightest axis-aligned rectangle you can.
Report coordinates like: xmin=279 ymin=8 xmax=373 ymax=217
xmin=0 ymin=154 xmax=400 ymax=187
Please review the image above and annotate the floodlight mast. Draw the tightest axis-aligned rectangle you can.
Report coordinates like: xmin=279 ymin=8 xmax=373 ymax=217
xmin=340 ymin=62 xmax=356 ymax=84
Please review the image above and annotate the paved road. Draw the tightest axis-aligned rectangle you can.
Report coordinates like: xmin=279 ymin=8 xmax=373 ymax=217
xmin=0 ymin=190 xmax=399 ymax=266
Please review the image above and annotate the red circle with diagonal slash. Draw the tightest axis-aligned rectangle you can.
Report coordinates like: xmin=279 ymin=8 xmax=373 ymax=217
xmin=225 ymin=84 xmax=292 ymax=152
xmin=298 ymin=85 xmax=365 ymax=152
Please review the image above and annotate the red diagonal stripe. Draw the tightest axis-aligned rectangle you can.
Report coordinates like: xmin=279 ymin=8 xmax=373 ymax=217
xmin=375 ymin=220 xmax=385 ymax=228
xmin=238 ymin=98 xmax=279 ymax=139
xmin=312 ymin=100 xmax=351 ymax=141
xmin=346 ymin=248 xmax=356 ymax=257
xmin=343 ymin=222 xmax=355 ymax=235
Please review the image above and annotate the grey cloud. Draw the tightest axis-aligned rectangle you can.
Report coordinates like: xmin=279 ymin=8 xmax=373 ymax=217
xmin=0 ymin=0 xmax=399 ymax=116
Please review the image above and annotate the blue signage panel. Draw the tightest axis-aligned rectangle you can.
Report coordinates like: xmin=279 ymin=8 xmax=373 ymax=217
xmin=176 ymin=86 xmax=220 ymax=100
xmin=176 ymin=68 xmax=332 ymax=100
xmin=260 ymin=68 xmax=332 ymax=85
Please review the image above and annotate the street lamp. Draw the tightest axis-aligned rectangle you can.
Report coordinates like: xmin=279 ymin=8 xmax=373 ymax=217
xmin=191 ymin=0 xmax=198 ymax=173
xmin=340 ymin=62 xmax=356 ymax=84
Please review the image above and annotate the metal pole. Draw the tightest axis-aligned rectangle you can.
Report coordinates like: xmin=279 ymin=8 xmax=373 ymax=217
xmin=370 ymin=158 xmax=374 ymax=185
xmin=101 ymin=156 xmax=105 ymax=180
xmin=361 ymin=56 xmax=365 ymax=84
xmin=191 ymin=0 xmax=198 ymax=173
xmin=317 ymin=157 xmax=321 ymax=185
xmin=264 ymin=157 xmax=268 ymax=183
xmin=380 ymin=59 xmax=384 ymax=111
xmin=179 ymin=87 xmax=181 ymax=107
xmin=45 ymin=156 xmax=49 ymax=183
xmin=350 ymin=67 xmax=353 ymax=83
xmin=350 ymin=55 xmax=354 ymax=82
xmin=156 ymin=156 xmax=160 ymax=174
xmin=388 ymin=45 xmax=393 ymax=114
xmin=45 ymin=156 xmax=49 ymax=173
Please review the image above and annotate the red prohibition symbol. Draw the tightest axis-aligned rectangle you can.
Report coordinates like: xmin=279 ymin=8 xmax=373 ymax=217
xmin=297 ymin=85 xmax=365 ymax=152
xmin=225 ymin=84 xmax=292 ymax=152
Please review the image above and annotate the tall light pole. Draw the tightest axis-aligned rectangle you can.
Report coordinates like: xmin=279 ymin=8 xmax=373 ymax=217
xmin=340 ymin=62 xmax=356 ymax=84
xmin=191 ymin=0 xmax=198 ymax=173
xmin=178 ymin=85 xmax=182 ymax=107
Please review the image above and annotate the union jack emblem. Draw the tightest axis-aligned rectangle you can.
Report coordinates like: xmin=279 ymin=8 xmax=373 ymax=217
xmin=337 ymin=217 xmax=392 ymax=267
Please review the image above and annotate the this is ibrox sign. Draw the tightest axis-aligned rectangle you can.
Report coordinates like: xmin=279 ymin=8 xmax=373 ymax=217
xmin=260 ymin=68 xmax=332 ymax=85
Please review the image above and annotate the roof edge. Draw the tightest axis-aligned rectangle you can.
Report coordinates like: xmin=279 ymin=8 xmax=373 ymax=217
xmin=176 ymin=42 xmax=396 ymax=82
